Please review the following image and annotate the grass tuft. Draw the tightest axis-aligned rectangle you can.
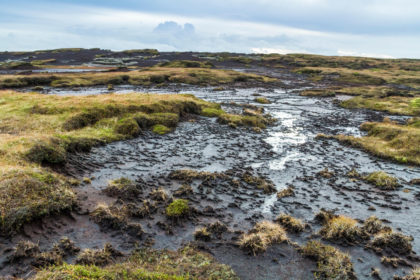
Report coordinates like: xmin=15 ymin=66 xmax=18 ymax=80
xmin=275 ymin=214 xmax=305 ymax=233
xmin=364 ymin=171 xmax=400 ymax=190
xmin=239 ymin=221 xmax=288 ymax=255
xmin=301 ymin=240 xmax=356 ymax=280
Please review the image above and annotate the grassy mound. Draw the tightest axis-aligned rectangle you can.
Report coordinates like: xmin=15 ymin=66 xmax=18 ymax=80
xmin=364 ymin=171 xmax=400 ymax=190
xmin=254 ymin=97 xmax=271 ymax=104
xmin=275 ymin=214 xmax=305 ymax=233
xmin=319 ymin=215 xmax=368 ymax=244
xmin=329 ymin=118 xmax=420 ymax=165
xmin=301 ymin=240 xmax=355 ymax=280
xmin=0 ymin=170 xmax=76 ymax=236
xmin=341 ymin=96 xmax=420 ymax=116
xmin=369 ymin=230 xmax=413 ymax=255
xmin=239 ymin=221 xmax=288 ymax=255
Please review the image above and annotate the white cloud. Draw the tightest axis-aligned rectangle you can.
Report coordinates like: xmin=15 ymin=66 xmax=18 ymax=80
xmin=337 ymin=50 xmax=395 ymax=59
xmin=0 ymin=3 xmax=419 ymax=58
xmin=251 ymin=47 xmax=307 ymax=55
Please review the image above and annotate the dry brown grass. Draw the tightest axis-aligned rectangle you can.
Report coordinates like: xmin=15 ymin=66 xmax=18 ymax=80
xmin=275 ymin=214 xmax=305 ymax=233
xmin=301 ymin=240 xmax=356 ymax=280
xmin=319 ymin=215 xmax=368 ymax=244
xmin=239 ymin=221 xmax=288 ymax=255
xmin=0 ymin=67 xmax=275 ymax=89
xmin=334 ymin=119 xmax=420 ymax=165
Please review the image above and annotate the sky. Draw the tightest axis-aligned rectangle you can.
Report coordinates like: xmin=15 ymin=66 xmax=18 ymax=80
xmin=0 ymin=0 xmax=419 ymax=58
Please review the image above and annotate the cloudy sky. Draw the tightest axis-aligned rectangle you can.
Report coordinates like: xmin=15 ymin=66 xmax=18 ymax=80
xmin=0 ymin=0 xmax=419 ymax=58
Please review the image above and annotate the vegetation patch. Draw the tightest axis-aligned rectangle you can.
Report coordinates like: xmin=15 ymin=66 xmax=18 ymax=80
xmin=341 ymin=96 xmax=420 ymax=116
xmin=239 ymin=221 xmax=288 ymax=255
xmin=152 ymin=124 xmax=171 ymax=135
xmin=166 ymin=199 xmax=190 ymax=218
xmin=158 ymin=60 xmax=214 ymax=68
xmin=362 ymin=216 xmax=385 ymax=235
xmin=368 ymin=230 xmax=413 ymax=255
xmin=201 ymin=107 xmax=225 ymax=117
xmin=364 ymin=171 xmax=401 ymax=190
xmin=90 ymin=203 xmax=143 ymax=237
xmin=0 ymin=170 xmax=76 ymax=236
xmin=300 ymin=89 xmax=336 ymax=97
xmin=275 ymin=214 xmax=305 ymax=233
xmin=104 ymin=177 xmax=142 ymax=200
xmin=75 ymin=243 xmax=123 ymax=266
xmin=301 ymin=240 xmax=356 ymax=280
xmin=277 ymin=186 xmax=295 ymax=198
xmin=254 ymin=97 xmax=271 ymax=104
xmin=394 ymin=268 xmax=420 ymax=280
xmin=114 ymin=118 xmax=141 ymax=137
xmin=169 ymin=169 xmax=225 ymax=183
xmin=0 ymin=68 xmax=275 ymax=89
xmin=331 ymin=119 xmax=420 ymax=165
xmin=319 ymin=215 xmax=368 ymax=244
xmin=218 ymin=113 xmax=275 ymax=129
xmin=242 ymin=172 xmax=276 ymax=194
xmin=194 ymin=227 xmax=211 ymax=241
xmin=35 ymin=245 xmax=238 ymax=280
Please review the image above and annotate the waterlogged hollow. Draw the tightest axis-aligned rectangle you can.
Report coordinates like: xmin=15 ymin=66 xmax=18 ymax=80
xmin=3 ymin=74 xmax=420 ymax=279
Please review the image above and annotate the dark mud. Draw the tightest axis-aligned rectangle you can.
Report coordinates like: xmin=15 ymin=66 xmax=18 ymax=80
xmin=1 ymin=65 xmax=420 ymax=279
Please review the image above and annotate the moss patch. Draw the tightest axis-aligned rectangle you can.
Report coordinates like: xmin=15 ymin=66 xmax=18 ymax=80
xmin=152 ymin=124 xmax=171 ymax=135
xmin=166 ymin=199 xmax=190 ymax=218
xmin=364 ymin=171 xmax=400 ymax=190
xmin=254 ymin=97 xmax=271 ymax=104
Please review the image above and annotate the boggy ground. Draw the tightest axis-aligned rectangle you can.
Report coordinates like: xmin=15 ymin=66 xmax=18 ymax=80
xmin=0 ymin=50 xmax=420 ymax=279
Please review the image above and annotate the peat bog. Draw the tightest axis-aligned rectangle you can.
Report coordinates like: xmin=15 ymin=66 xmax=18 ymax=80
xmin=0 ymin=49 xmax=419 ymax=279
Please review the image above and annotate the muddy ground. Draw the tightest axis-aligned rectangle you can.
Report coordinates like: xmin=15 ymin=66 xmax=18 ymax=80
xmin=0 ymin=51 xmax=419 ymax=279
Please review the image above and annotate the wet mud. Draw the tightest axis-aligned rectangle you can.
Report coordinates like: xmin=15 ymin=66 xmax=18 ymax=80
xmin=1 ymin=65 xmax=419 ymax=279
